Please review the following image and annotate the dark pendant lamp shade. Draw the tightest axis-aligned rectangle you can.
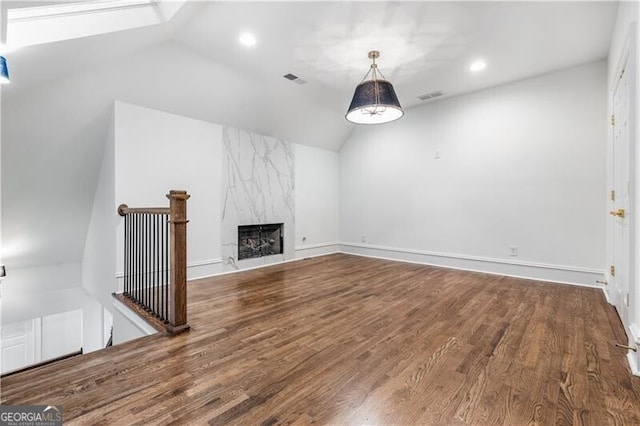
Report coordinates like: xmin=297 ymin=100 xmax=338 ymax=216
xmin=346 ymin=51 xmax=403 ymax=125
xmin=346 ymin=80 xmax=403 ymax=124
xmin=0 ymin=56 xmax=9 ymax=85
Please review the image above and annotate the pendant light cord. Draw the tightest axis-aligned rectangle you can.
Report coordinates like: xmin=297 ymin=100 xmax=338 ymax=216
xmin=357 ymin=52 xmax=388 ymax=114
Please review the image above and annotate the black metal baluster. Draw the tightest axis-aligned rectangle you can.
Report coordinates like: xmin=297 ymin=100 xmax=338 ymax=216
xmin=159 ymin=213 xmax=163 ymax=320
xmin=133 ymin=214 xmax=137 ymax=302
xmin=158 ymin=213 xmax=162 ymax=319
xmin=140 ymin=214 xmax=144 ymax=308
xmin=131 ymin=214 xmax=135 ymax=299
xmin=164 ymin=214 xmax=169 ymax=322
xmin=150 ymin=213 xmax=154 ymax=315
xmin=124 ymin=215 xmax=131 ymax=297
xmin=154 ymin=214 xmax=158 ymax=318
xmin=151 ymin=214 xmax=155 ymax=316
xmin=142 ymin=213 xmax=146 ymax=309
xmin=143 ymin=214 xmax=146 ymax=309
xmin=144 ymin=214 xmax=149 ymax=310
xmin=150 ymin=213 xmax=154 ymax=313
xmin=137 ymin=214 xmax=142 ymax=304
xmin=159 ymin=214 xmax=163 ymax=320
xmin=124 ymin=214 xmax=128 ymax=296
xmin=158 ymin=213 xmax=162 ymax=318
xmin=149 ymin=213 xmax=153 ymax=313
xmin=129 ymin=214 xmax=132 ymax=297
xmin=161 ymin=213 xmax=165 ymax=321
xmin=134 ymin=214 xmax=138 ymax=303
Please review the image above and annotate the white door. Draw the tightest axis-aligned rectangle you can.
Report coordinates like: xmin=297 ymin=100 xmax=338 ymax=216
xmin=611 ymin=52 xmax=631 ymax=327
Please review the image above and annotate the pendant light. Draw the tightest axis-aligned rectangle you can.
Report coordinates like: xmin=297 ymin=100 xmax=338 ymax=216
xmin=345 ymin=50 xmax=403 ymax=124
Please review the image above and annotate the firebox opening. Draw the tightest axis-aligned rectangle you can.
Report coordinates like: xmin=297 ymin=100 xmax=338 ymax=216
xmin=238 ymin=223 xmax=284 ymax=260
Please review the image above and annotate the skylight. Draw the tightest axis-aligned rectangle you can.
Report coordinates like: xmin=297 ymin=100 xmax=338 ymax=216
xmin=5 ymin=0 xmax=185 ymax=48
xmin=8 ymin=0 xmax=159 ymax=21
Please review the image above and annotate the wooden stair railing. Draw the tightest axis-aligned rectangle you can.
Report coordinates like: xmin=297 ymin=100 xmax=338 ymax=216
xmin=116 ymin=190 xmax=190 ymax=335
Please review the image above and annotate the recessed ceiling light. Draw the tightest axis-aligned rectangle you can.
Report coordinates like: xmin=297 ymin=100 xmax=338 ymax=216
xmin=470 ymin=60 xmax=487 ymax=72
xmin=239 ymin=32 xmax=256 ymax=47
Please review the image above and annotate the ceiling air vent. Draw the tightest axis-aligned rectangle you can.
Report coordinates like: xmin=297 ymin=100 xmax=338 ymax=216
xmin=283 ymin=73 xmax=307 ymax=85
xmin=417 ymin=90 xmax=446 ymax=101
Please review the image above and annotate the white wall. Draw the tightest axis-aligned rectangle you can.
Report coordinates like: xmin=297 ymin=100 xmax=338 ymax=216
xmin=112 ymin=298 xmax=156 ymax=345
xmin=114 ymin=101 xmax=224 ymax=281
xmin=295 ymin=144 xmax=340 ymax=258
xmin=79 ymin=109 xmax=116 ymax=354
xmin=82 ymin=110 xmax=116 ymax=309
xmin=1 ymin=263 xmax=81 ymax=295
xmin=340 ymin=60 xmax=607 ymax=285
xmin=114 ymin=101 xmax=341 ymax=279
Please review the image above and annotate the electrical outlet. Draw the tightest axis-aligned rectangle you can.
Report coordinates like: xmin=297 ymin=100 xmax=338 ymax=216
xmin=434 ymin=150 xmax=441 ymax=159
xmin=509 ymin=245 xmax=518 ymax=256
xmin=361 ymin=235 xmax=367 ymax=243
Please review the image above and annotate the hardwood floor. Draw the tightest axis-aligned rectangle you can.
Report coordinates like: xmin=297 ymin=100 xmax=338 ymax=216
xmin=2 ymin=254 xmax=639 ymax=425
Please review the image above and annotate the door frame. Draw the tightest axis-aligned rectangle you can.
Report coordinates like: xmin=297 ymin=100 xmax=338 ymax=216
xmin=607 ymin=22 xmax=638 ymax=352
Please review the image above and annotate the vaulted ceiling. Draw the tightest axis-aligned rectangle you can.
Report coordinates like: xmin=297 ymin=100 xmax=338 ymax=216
xmin=1 ymin=1 xmax=618 ymax=270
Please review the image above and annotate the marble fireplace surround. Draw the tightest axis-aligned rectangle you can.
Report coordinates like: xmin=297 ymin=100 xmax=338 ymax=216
xmin=221 ymin=126 xmax=295 ymax=271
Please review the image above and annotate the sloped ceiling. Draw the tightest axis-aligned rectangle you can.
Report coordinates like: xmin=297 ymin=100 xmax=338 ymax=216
xmin=1 ymin=1 xmax=617 ymax=271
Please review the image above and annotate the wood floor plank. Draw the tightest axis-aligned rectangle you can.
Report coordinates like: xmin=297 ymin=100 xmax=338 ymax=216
xmin=2 ymin=254 xmax=639 ymax=425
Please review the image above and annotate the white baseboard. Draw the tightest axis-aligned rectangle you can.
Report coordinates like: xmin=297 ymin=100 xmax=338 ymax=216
xmin=210 ymin=247 xmax=339 ymax=278
xmin=338 ymin=242 xmax=605 ymax=288
xmin=115 ymin=243 xmax=604 ymax=289
xmin=186 ymin=258 xmax=223 ymax=280
xmin=602 ymin=272 xmax=612 ymax=304
xmin=628 ymin=323 xmax=640 ymax=377
xmin=628 ymin=352 xmax=639 ymax=376
xmin=295 ymin=242 xmax=339 ymax=259
xmin=602 ymin=275 xmax=638 ymax=377
xmin=199 ymin=243 xmax=339 ymax=278
xmin=116 ymin=244 xmax=604 ymax=288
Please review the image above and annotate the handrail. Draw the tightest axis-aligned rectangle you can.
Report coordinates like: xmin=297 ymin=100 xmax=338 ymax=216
xmin=116 ymin=190 xmax=190 ymax=335
xmin=118 ymin=205 xmax=170 ymax=216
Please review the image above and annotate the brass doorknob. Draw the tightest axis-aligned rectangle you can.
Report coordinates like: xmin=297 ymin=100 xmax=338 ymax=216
xmin=609 ymin=209 xmax=625 ymax=218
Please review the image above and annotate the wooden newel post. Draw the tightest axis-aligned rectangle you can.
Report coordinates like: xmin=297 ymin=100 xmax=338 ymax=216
xmin=167 ymin=190 xmax=190 ymax=333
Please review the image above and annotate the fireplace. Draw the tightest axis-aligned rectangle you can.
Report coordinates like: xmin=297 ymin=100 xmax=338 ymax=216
xmin=238 ymin=223 xmax=284 ymax=260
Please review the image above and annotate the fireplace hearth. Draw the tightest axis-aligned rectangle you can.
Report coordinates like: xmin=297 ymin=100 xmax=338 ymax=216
xmin=238 ymin=224 xmax=284 ymax=260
